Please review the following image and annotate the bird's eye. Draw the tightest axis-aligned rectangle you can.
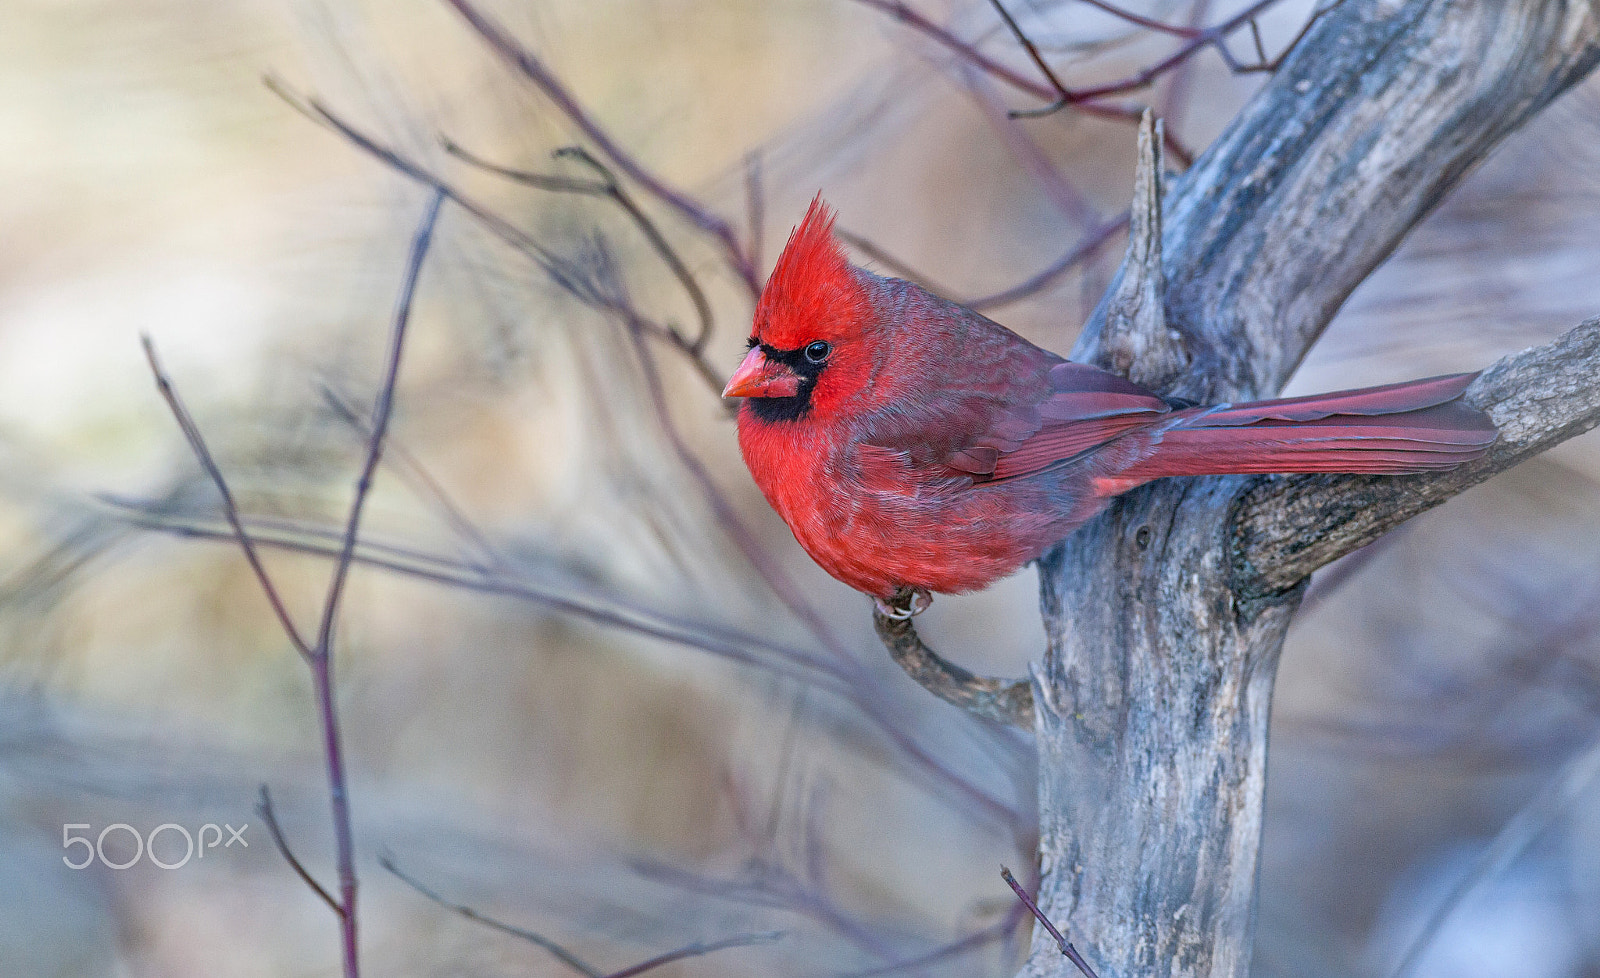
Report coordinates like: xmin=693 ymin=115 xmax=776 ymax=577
xmin=803 ymin=341 xmax=831 ymax=364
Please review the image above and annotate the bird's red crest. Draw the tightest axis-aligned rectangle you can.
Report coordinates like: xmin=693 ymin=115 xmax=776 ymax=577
xmin=753 ymin=195 xmax=868 ymax=349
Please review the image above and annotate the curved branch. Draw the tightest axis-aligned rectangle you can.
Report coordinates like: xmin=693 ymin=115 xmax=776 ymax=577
xmin=872 ymin=609 xmax=1033 ymax=728
xmin=1232 ymin=316 xmax=1600 ymax=599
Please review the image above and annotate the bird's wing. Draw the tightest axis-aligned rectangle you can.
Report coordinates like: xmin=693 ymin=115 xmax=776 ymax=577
xmin=983 ymin=363 xmax=1171 ymax=480
xmin=861 ymin=355 xmax=1171 ymax=484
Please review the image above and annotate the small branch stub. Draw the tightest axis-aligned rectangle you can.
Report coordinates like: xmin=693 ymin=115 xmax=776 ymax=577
xmin=1098 ymin=109 xmax=1189 ymax=391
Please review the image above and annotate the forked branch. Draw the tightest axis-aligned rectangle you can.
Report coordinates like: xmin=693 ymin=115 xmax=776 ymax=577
xmin=142 ymin=188 xmax=446 ymax=978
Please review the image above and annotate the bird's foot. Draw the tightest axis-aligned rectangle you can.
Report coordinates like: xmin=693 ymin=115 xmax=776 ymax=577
xmin=874 ymin=587 xmax=932 ymax=619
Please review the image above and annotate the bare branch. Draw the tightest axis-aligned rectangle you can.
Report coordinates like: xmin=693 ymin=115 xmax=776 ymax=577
xmin=848 ymin=0 xmax=1196 ymax=163
xmin=108 ymin=503 xmax=853 ymax=693
xmin=140 ymin=336 xmax=313 ymax=659
xmin=382 ymin=855 xmax=604 ymax=977
xmin=834 ymin=228 xmax=949 ymax=293
xmin=391 ymin=858 xmax=789 ymax=978
xmin=265 ymin=81 xmax=728 ymax=395
xmin=318 ymin=385 xmax=503 ymax=573
xmin=872 ymin=609 xmax=1032 ymax=728
xmin=843 ymin=904 xmax=1025 ymax=977
xmin=1023 ymin=0 xmax=1289 ymax=111
xmin=1001 ymin=867 xmax=1100 ymax=978
xmin=439 ymin=0 xmax=760 ymax=296
xmin=314 ymin=188 xmax=442 ymax=657
xmin=968 ymin=218 xmax=1125 ymax=312
xmin=145 ymin=190 xmax=443 ymax=978
xmin=986 ymin=0 xmax=1077 ymax=116
xmin=265 ymin=78 xmax=562 ymax=273
xmin=632 ymin=858 xmax=895 ymax=960
xmin=1232 ymin=317 xmax=1600 ymax=599
xmin=315 ymin=190 xmax=443 ymax=978
xmin=258 ymin=786 xmax=339 ymax=913
xmin=599 ymin=931 xmax=784 ymax=978
xmin=862 ymin=0 xmax=1293 ymax=121
xmin=443 ymin=140 xmax=717 ymax=355
xmin=852 ymin=0 xmax=1054 ymax=100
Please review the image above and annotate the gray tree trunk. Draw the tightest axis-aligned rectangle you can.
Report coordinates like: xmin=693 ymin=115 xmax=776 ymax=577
xmin=1017 ymin=1 xmax=1600 ymax=976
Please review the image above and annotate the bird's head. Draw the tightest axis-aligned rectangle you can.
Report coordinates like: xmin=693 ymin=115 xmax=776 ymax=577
xmin=724 ymin=196 xmax=877 ymax=423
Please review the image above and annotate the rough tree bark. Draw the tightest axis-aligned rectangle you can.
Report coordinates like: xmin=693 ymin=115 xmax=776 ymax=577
xmin=990 ymin=0 xmax=1600 ymax=975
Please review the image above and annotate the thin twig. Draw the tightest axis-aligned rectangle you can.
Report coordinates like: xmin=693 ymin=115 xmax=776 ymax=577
xmin=600 ymin=932 xmax=784 ymax=978
xmin=968 ymin=218 xmax=1125 ymax=311
xmin=439 ymin=0 xmax=759 ymax=297
xmin=745 ymin=149 xmax=764 ymax=275
xmin=444 ymin=140 xmax=716 ymax=354
xmin=843 ymin=902 xmax=1027 ymax=977
xmin=109 ymin=502 xmax=852 ymax=693
xmin=860 ymin=0 xmax=1293 ymax=119
xmin=314 ymin=189 xmax=444 ymax=978
xmin=850 ymin=0 xmax=1195 ymax=163
xmin=385 ymin=853 xmax=782 ymax=978
xmin=265 ymin=78 xmax=563 ymax=275
xmin=1075 ymin=0 xmax=1205 ymax=38
xmin=265 ymin=81 xmax=726 ymax=395
xmin=1001 ymin=867 xmax=1100 ymax=978
xmin=318 ymin=385 xmax=504 ymax=574
xmin=144 ymin=189 xmax=444 ymax=978
xmin=961 ymin=62 xmax=1099 ymax=227
xmin=140 ymin=337 xmax=312 ymax=659
xmin=853 ymin=0 xmax=1052 ymax=99
xmin=634 ymin=858 xmax=895 ymax=960
xmin=1233 ymin=0 xmax=1344 ymax=73
xmin=258 ymin=785 xmax=340 ymax=913
xmin=314 ymin=188 xmax=442 ymax=656
xmin=382 ymin=855 xmax=604 ymax=977
xmin=986 ymin=0 xmax=1077 ymax=115
xmin=835 ymin=228 xmax=947 ymax=293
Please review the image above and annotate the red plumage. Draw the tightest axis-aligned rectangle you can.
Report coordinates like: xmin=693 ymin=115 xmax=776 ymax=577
xmin=725 ymin=198 xmax=1496 ymax=604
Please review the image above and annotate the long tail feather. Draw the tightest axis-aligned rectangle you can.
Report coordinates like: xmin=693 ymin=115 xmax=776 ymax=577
xmin=1120 ymin=373 xmax=1496 ymax=480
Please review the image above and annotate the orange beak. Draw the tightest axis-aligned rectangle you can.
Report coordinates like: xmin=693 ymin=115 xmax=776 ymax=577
xmin=722 ymin=346 xmax=801 ymax=399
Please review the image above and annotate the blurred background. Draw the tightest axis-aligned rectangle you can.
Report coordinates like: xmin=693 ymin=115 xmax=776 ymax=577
xmin=3 ymin=0 xmax=1600 ymax=975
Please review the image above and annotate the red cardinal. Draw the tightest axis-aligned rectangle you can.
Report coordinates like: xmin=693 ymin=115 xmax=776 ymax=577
xmin=725 ymin=198 xmax=1496 ymax=615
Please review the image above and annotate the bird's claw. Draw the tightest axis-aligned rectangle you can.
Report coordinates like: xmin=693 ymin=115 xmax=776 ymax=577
xmin=874 ymin=587 xmax=932 ymax=619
